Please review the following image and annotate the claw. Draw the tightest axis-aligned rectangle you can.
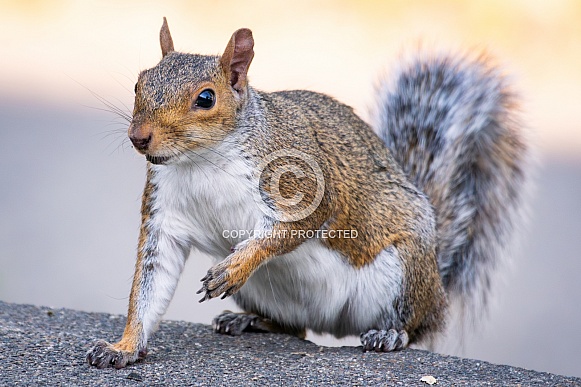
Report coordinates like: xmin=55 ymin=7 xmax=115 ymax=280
xmin=86 ymin=340 xmax=140 ymax=369
xmin=198 ymin=258 xmax=247 ymax=302
xmin=212 ymin=311 xmax=256 ymax=336
xmin=221 ymin=285 xmax=238 ymax=299
xmin=209 ymin=281 xmax=229 ymax=298
xmin=360 ymin=329 xmax=409 ymax=352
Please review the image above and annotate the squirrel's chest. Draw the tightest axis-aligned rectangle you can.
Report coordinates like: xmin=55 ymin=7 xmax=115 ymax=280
xmin=150 ymin=154 xmax=261 ymax=256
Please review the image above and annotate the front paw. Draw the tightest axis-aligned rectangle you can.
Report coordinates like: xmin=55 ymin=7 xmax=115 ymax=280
xmin=197 ymin=258 xmax=247 ymax=302
xmin=86 ymin=340 xmax=146 ymax=369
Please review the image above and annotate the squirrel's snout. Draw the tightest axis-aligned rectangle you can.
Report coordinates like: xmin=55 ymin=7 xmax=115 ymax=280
xmin=130 ymin=134 xmax=152 ymax=152
xmin=129 ymin=123 xmax=153 ymax=153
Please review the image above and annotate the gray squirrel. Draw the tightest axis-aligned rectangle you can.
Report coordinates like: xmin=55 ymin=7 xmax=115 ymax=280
xmin=86 ymin=18 xmax=529 ymax=368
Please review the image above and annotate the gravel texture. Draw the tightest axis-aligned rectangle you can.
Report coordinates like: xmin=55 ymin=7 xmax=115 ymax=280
xmin=0 ymin=300 xmax=579 ymax=386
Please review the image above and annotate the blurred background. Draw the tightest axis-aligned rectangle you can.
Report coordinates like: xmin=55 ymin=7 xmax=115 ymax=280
xmin=1 ymin=0 xmax=580 ymax=378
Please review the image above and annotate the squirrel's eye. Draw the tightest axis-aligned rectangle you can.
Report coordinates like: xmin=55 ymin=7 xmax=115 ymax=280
xmin=193 ymin=89 xmax=215 ymax=109
xmin=134 ymin=83 xmax=138 ymax=94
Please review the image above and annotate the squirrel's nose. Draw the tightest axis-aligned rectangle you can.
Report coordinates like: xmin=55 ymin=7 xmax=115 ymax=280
xmin=129 ymin=123 xmax=153 ymax=152
xmin=130 ymin=133 xmax=152 ymax=152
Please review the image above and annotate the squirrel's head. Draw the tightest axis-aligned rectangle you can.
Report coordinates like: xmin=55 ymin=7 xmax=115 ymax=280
xmin=128 ymin=18 xmax=254 ymax=165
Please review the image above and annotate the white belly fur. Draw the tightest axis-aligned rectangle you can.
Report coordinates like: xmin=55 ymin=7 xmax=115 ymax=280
xmin=235 ymin=241 xmax=403 ymax=337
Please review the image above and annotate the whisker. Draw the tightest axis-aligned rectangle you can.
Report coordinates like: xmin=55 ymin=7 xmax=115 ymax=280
xmin=82 ymin=104 xmax=131 ymax=122
xmin=108 ymin=71 xmax=135 ymax=96
xmin=168 ymin=129 xmax=238 ymax=145
xmin=71 ymin=77 xmax=135 ymax=154
xmin=108 ymin=94 xmax=133 ymax=119
xmin=99 ymin=132 xmax=125 ymax=144
xmin=175 ymin=143 xmax=239 ymax=180
xmin=168 ymin=144 xmax=210 ymax=181
xmin=102 ymin=132 xmax=131 ymax=155
xmin=75 ymin=79 xmax=133 ymax=123
xmin=115 ymin=138 xmax=132 ymax=155
xmin=171 ymin=142 xmax=233 ymax=177
xmin=190 ymin=142 xmax=236 ymax=164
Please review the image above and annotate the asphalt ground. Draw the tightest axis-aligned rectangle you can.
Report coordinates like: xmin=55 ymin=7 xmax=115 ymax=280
xmin=0 ymin=301 xmax=579 ymax=386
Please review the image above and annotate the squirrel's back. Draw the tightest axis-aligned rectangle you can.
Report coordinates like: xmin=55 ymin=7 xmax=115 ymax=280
xmin=372 ymin=54 xmax=529 ymax=308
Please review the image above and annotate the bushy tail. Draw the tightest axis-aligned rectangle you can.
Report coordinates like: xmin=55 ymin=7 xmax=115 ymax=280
xmin=372 ymin=53 xmax=529 ymax=308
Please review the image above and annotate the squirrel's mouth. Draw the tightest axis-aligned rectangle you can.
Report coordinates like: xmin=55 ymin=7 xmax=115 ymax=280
xmin=146 ymin=154 xmax=173 ymax=165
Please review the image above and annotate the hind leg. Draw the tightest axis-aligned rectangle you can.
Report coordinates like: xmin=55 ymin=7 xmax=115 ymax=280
xmin=360 ymin=329 xmax=409 ymax=352
xmin=213 ymin=310 xmax=306 ymax=339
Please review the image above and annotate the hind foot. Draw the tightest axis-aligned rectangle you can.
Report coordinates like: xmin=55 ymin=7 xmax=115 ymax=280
xmin=360 ymin=329 xmax=409 ymax=352
xmin=212 ymin=311 xmax=305 ymax=338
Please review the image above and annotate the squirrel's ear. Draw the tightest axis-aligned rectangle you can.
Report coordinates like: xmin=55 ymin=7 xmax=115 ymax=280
xmin=220 ymin=28 xmax=254 ymax=93
xmin=160 ymin=17 xmax=175 ymax=57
